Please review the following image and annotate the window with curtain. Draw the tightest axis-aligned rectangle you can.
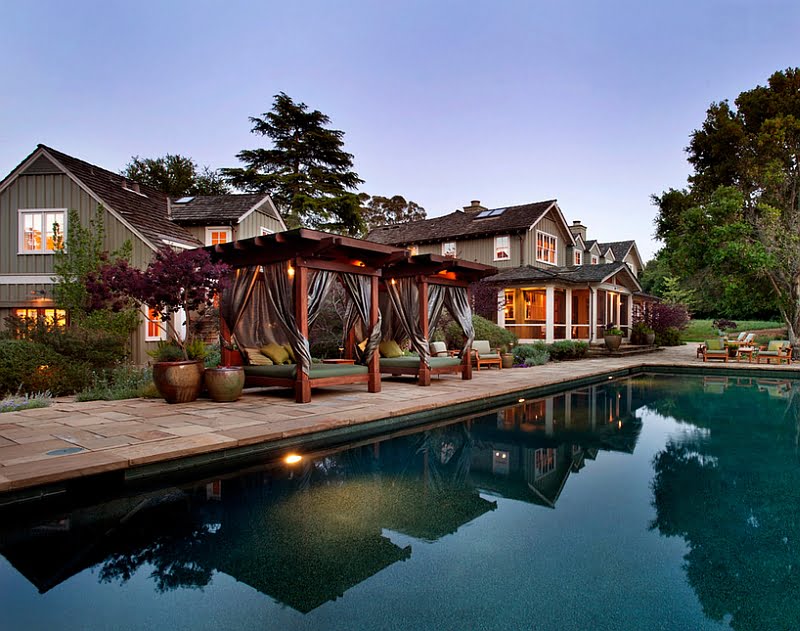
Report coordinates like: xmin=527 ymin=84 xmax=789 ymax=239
xmin=536 ymin=231 xmax=557 ymax=264
xmin=494 ymin=235 xmax=510 ymax=260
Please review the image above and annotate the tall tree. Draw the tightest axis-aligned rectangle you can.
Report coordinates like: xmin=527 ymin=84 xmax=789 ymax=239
xmin=358 ymin=194 xmax=427 ymax=235
xmin=123 ymin=154 xmax=230 ymax=196
xmin=223 ymin=92 xmax=364 ymax=234
xmin=654 ymin=68 xmax=800 ymax=329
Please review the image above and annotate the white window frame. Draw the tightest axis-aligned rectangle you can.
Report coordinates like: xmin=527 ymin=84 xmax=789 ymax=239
xmin=592 ymin=256 xmax=598 ymax=265
xmin=260 ymin=226 xmax=274 ymax=236
xmin=144 ymin=306 xmax=167 ymax=342
xmin=442 ymin=241 xmax=456 ymax=257
xmin=205 ymin=226 xmax=232 ymax=246
xmin=18 ymin=208 xmax=67 ymax=254
xmin=574 ymin=250 xmax=582 ymax=265
xmin=535 ymin=230 xmax=558 ymax=265
xmin=494 ymin=235 xmax=511 ymax=261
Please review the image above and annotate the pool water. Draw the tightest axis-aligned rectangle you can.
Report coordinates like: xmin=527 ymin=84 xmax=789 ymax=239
xmin=1 ymin=374 xmax=799 ymax=630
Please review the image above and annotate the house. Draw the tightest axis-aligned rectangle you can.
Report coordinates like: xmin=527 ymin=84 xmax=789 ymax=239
xmin=0 ymin=144 xmax=286 ymax=363
xmin=367 ymin=199 xmax=650 ymax=343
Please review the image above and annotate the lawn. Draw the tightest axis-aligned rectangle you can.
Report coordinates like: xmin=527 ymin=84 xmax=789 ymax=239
xmin=682 ymin=319 xmax=786 ymax=342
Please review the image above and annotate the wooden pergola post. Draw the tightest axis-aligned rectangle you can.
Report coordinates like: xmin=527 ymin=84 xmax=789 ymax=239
xmin=293 ymin=260 xmax=311 ymax=403
xmin=368 ymin=275 xmax=381 ymax=393
xmin=418 ymin=277 xmax=431 ymax=386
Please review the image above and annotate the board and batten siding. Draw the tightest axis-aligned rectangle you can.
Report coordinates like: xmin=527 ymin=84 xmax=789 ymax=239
xmin=414 ymin=235 xmax=522 ymax=268
xmin=527 ymin=211 xmax=571 ymax=268
xmin=237 ymin=208 xmax=284 ymax=238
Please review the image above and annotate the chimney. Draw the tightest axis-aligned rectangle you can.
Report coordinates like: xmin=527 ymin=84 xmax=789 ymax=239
xmin=166 ymin=197 xmax=172 ymax=220
xmin=569 ymin=220 xmax=587 ymax=242
xmin=463 ymin=199 xmax=487 ymax=213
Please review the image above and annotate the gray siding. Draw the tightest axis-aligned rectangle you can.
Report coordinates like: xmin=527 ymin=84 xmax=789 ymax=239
xmin=237 ymin=208 xmax=284 ymax=238
xmin=415 ymin=235 xmax=522 ymax=268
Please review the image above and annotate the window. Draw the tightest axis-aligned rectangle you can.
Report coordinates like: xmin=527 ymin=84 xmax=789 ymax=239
xmin=12 ymin=308 xmax=67 ymax=327
xmin=536 ymin=231 xmax=557 ymax=265
xmin=145 ymin=307 xmax=166 ymax=341
xmin=260 ymin=227 xmax=273 ymax=236
xmin=504 ymin=289 xmax=515 ymax=321
xmin=19 ymin=209 xmax=65 ymax=253
xmin=591 ymin=256 xmax=598 ymax=265
xmin=534 ymin=448 xmax=557 ymax=479
xmin=205 ymin=227 xmax=231 ymax=246
xmin=494 ymin=235 xmax=510 ymax=261
xmin=408 ymin=245 xmax=419 ymax=256
xmin=574 ymin=250 xmax=582 ymax=265
xmin=442 ymin=241 xmax=456 ymax=257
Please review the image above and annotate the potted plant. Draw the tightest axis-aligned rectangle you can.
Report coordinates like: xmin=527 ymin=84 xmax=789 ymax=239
xmin=92 ymin=247 xmax=229 ymax=403
xmin=603 ymin=326 xmax=624 ymax=351
xmin=500 ymin=343 xmax=514 ymax=369
xmin=631 ymin=322 xmax=656 ymax=346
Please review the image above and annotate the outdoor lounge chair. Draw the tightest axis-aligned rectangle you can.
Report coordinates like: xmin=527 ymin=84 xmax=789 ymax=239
xmin=430 ymin=341 xmax=458 ymax=357
xmin=471 ymin=340 xmax=502 ymax=370
xmin=702 ymin=338 xmax=728 ymax=363
xmin=756 ymin=340 xmax=792 ymax=364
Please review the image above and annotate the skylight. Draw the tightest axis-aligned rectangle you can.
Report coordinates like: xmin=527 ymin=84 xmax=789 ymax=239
xmin=175 ymin=196 xmax=195 ymax=204
xmin=476 ymin=207 xmax=507 ymax=218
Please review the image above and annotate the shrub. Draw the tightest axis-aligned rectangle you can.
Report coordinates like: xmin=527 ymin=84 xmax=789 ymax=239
xmin=638 ymin=302 xmax=690 ymax=337
xmin=0 ymin=339 xmax=92 ymax=396
xmin=712 ymin=318 xmax=737 ymax=332
xmin=630 ymin=321 xmax=654 ymax=344
xmin=0 ymin=390 xmax=53 ymax=413
xmin=513 ymin=343 xmax=549 ymax=366
xmin=548 ymin=340 xmax=589 ymax=360
xmin=75 ymin=365 xmax=153 ymax=402
xmin=655 ymin=327 xmax=682 ymax=346
xmin=445 ymin=315 xmax=517 ymax=351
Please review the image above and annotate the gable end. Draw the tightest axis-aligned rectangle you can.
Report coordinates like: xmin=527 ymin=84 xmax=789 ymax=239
xmin=21 ymin=155 xmax=63 ymax=176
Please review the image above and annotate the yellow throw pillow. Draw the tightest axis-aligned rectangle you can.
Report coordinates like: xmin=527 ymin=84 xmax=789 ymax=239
xmin=283 ymin=343 xmax=296 ymax=363
xmin=243 ymin=347 xmax=273 ymax=366
xmin=358 ymin=339 xmax=367 ymax=353
xmin=261 ymin=342 xmax=289 ymax=365
xmin=379 ymin=340 xmax=404 ymax=358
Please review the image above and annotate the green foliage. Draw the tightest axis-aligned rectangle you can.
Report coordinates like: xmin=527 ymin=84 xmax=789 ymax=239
xmin=0 ymin=390 xmax=52 ymax=413
xmin=631 ymin=321 xmax=655 ymax=344
xmin=444 ymin=315 xmax=516 ymax=351
xmin=547 ymin=340 xmax=589 ymax=360
xmin=681 ymin=319 xmax=785 ymax=342
xmin=75 ymin=365 xmax=153 ymax=402
xmin=513 ymin=343 xmax=550 ymax=366
xmin=0 ymin=339 xmax=92 ymax=396
xmin=358 ymin=194 xmax=427 ymax=235
xmin=124 ymin=154 xmax=230 ymax=196
xmin=148 ymin=341 xmax=188 ymax=362
xmin=605 ymin=328 xmax=624 ymax=336
xmin=223 ymin=92 xmax=365 ymax=235
xmin=655 ymin=327 xmax=683 ymax=346
xmin=204 ymin=343 xmax=221 ymax=368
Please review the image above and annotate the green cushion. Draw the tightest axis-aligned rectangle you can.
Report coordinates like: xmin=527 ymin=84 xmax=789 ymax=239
xmin=380 ymin=357 xmax=461 ymax=369
xmin=244 ymin=364 xmax=368 ymax=379
xmin=261 ymin=342 xmax=290 ymax=365
xmin=242 ymin=346 xmax=273 ymax=366
xmin=473 ymin=340 xmax=492 ymax=355
xmin=705 ymin=339 xmax=725 ymax=351
xmin=767 ymin=340 xmax=789 ymax=351
xmin=379 ymin=339 xmax=404 ymax=358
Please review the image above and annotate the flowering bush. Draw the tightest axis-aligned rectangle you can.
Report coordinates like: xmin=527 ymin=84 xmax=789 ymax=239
xmin=637 ymin=302 xmax=690 ymax=344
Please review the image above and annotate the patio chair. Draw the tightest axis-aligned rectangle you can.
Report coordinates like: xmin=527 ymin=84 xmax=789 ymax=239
xmin=430 ymin=341 xmax=458 ymax=357
xmin=702 ymin=338 xmax=728 ymax=363
xmin=471 ymin=340 xmax=502 ymax=370
xmin=756 ymin=340 xmax=792 ymax=365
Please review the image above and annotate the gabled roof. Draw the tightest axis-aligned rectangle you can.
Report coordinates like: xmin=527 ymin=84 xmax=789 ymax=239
xmin=485 ymin=262 xmax=642 ymax=291
xmin=583 ymin=239 xmax=602 ymax=254
xmin=366 ymin=199 xmax=558 ymax=245
xmin=169 ymin=194 xmax=283 ymax=226
xmin=599 ymin=240 xmax=635 ymax=262
xmin=5 ymin=145 xmax=203 ymax=250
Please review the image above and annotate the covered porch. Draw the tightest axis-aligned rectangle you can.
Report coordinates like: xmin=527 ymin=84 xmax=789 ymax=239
xmin=488 ymin=263 xmax=642 ymax=344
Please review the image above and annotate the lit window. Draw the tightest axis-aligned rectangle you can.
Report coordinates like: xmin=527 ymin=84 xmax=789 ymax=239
xmin=592 ymin=256 xmax=598 ymax=265
xmin=408 ymin=245 xmax=419 ymax=256
xmin=536 ymin=231 xmax=557 ymax=265
xmin=12 ymin=308 xmax=67 ymax=327
xmin=574 ymin=250 xmax=582 ymax=265
xmin=534 ymin=448 xmax=557 ymax=479
xmin=205 ymin=227 xmax=231 ymax=246
xmin=494 ymin=235 xmax=510 ymax=261
xmin=19 ymin=209 xmax=65 ymax=253
xmin=504 ymin=289 xmax=515 ymax=321
xmin=442 ymin=241 xmax=456 ymax=257
xmin=145 ymin=307 xmax=166 ymax=341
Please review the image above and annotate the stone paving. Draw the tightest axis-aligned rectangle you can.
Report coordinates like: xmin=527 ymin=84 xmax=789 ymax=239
xmin=1 ymin=345 xmax=797 ymax=495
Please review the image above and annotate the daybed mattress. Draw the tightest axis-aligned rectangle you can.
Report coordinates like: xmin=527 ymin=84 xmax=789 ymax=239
xmin=379 ymin=357 xmax=462 ymax=369
xmin=244 ymin=363 xmax=368 ymax=379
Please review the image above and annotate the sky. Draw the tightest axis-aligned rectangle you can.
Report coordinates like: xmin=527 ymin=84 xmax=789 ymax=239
xmin=2 ymin=1 xmax=799 ymax=262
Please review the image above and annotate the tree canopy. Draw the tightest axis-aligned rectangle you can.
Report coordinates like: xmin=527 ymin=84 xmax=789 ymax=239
xmin=123 ymin=154 xmax=230 ymax=197
xmin=653 ymin=68 xmax=800 ymax=330
xmin=223 ymin=92 xmax=364 ymax=235
xmin=358 ymin=194 xmax=427 ymax=235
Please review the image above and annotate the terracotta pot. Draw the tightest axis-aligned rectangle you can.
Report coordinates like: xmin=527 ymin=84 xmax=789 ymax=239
xmin=604 ymin=334 xmax=622 ymax=351
xmin=501 ymin=353 xmax=514 ymax=369
xmin=152 ymin=360 xmax=204 ymax=404
xmin=204 ymin=366 xmax=245 ymax=402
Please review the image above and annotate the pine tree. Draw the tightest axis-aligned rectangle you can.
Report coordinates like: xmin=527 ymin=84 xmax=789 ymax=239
xmin=223 ymin=93 xmax=364 ymax=234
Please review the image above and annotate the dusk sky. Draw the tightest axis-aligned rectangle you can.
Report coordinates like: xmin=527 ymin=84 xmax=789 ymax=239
xmin=2 ymin=1 xmax=799 ymax=261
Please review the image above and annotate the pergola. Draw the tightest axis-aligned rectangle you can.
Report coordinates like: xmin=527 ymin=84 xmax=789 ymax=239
xmin=371 ymin=253 xmax=497 ymax=386
xmin=208 ymin=229 xmax=406 ymax=403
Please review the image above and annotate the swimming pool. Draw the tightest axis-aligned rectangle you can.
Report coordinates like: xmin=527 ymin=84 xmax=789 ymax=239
xmin=1 ymin=374 xmax=798 ymax=630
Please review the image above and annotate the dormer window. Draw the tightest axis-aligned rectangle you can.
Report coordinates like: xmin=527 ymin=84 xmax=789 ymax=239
xmin=592 ymin=256 xmax=598 ymax=265
xmin=574 ymin=250 xmax=582 ymax=265
xmin=494 ymin=235 xmax=510 ymax=261
xmin=442 ymin=241 xmax=456 ymax=257
xmin=536 ymin=231 xmax=557 ymax=265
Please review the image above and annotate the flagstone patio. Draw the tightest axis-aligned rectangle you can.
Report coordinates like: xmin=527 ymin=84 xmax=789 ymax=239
xmin=0 ymin=345 xmax=797 ymax=498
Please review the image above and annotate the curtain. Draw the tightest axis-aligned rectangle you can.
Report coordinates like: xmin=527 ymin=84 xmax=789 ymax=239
xmin=341 ymin=273 xmax=382 ymax=364
xmin=384 ymin=277 xmax=429 ymax=364
xmin=445 ymin=285 xmax=474 ymax=358
xmin=427 ymin=284 xmax=447 ymax=340
xmin=219 ymin=266 xmax=259 ymax=348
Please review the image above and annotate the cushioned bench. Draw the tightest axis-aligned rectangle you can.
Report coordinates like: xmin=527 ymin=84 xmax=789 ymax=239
xmin=242 ymin=362 xmax=371 ymax=393
xmin=379 ymin=354 xmax=465 ymax=384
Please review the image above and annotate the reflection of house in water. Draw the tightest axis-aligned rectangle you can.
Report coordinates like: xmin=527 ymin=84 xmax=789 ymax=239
xmin=469 ymin=381 xmax=642 ymax=508
xmin=0 ymin=429 xmax=496 ymax=614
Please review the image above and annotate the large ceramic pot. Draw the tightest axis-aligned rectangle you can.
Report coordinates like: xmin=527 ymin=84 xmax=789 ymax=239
xmin=204 ymin=366 xmax=245 ymax=402
xmin=645 ymin=332 xmax=656 ymax=346
xmin=501 ymin=353 xmax=514 ymax=369
xmin=604 ymin=334 xmax=622 ymax=352
xmin=152 ymin=360 xmax=204 ymax=404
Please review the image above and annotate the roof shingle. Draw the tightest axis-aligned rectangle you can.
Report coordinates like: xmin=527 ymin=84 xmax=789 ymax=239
xmin=170 ymin=194 xmax=276 ymax=224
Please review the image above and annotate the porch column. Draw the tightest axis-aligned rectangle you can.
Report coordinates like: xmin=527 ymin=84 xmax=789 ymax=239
xmin=564 ymin=392 xmax=572 ymax=428
xmin=497 ymin=289 xmax=505 ymax=327
xmin=627 ymin=293 xmax=634 ymax=339
xmin=545 ymin=286 xmax=554 ymax=343
xmin=615 ymin=293 xmax=621 ymax=331
xmin=545 ymin=397 xmax=554 ymax=435
xmin=565 ymin=287 xmax=573 ymax=340
xmin=590 ymin=287 xmax=597 ymax=342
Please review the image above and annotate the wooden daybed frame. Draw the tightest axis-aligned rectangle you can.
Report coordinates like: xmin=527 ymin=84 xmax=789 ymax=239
xmin=210 ymin=229 xmax=406 ymax=403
